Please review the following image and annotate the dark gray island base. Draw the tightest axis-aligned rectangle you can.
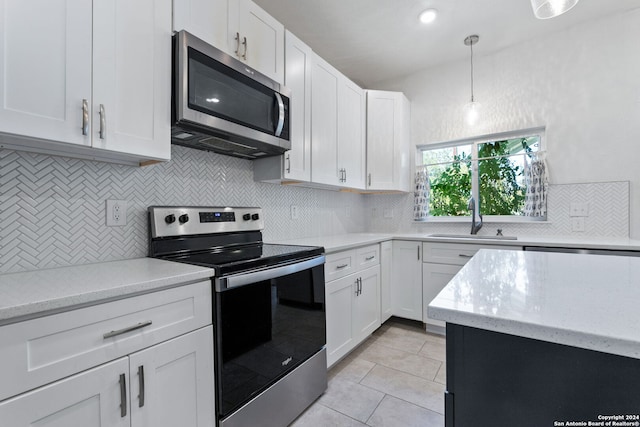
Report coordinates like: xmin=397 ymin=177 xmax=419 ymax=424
xmin=445 ymin=324 xmax=640 ymax=427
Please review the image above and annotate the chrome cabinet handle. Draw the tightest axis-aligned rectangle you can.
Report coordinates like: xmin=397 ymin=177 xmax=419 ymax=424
xmin=138 ymin=365 xmax=145 ymax=408
xmin=235 ymin=32 xmax=241 ymax=57
xmin=119 ymin=374 xmax=127 ymax=417
xmin=458 ymin=254 xmax=473 ymax=258
xmin=103 ymin=321 xmax=153 ymax=339
xmin=82 ymin=99 xmax=89 ymax=135
xmin=417 ymin=246 xmax=421 ymax=260
xmin=365 ymin=255 xmax=375 ymax=261
xmin=274 ymin=92 xmax=285 ymax=137
xmin=241 ymin=36 xmax=247 ymax=60
xmin=344 ymin=168 xmax=347 ymax=183
xmin=359 ymin=278 xmax=363 ymax=295
xmin=99 ymin=104 xmax=106 ymax=139
xmin=368 ymin=173 xmax=372 ymax=187
xmin=285 ymin=154 xmax=291 ymax=173
xmin=336 ymin=263 xmax=349 ymax=269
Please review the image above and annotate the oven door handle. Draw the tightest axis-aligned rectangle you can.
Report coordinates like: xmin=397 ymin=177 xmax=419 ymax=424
xmin=216 ymin=255 xmax=325 ymax=291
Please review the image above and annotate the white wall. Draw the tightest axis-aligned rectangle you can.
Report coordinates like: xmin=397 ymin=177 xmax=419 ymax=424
xmin=372 ymin=8 xmax=640 ymax=238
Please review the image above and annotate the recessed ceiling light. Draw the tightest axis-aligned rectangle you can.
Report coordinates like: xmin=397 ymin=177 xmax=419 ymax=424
xmin=419 ymin=9 xmax=438 ymax=24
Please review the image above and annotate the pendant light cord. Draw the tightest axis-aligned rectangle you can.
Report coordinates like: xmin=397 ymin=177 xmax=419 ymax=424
xmin=470 ymin=41 xmax=475 ymax=103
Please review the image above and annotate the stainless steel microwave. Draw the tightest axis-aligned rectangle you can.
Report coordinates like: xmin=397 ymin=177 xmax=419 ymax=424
xmin=172 ymin=30 xmax=290 ymax=159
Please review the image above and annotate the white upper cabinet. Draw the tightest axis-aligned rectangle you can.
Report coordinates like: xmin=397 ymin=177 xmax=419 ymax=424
xmin=174 ymin=0 xmax=284 ymax=84
xmin=338 ymin=78 xmax=366 ymax=189
xmin=0 ymin=0 xmax=172 ymax=165
xmin=311 ymin=54 xmax=340 ymax=186
xmin=93 ymin=0 xmax=171 ymax=161
xmin=366 ymin=90 xmax=411 ymax=192
xmin=172 ymin=0 xmax=230 ymax=51
xmin=0 ymin=0 xmax=92 ymax=147
xmin=234 ymin=0 xmax=284 ymax=83
xmin=283 ymin=30 xmax=312 ymax=181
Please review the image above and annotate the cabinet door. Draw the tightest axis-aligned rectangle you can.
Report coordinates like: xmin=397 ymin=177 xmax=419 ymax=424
xmin=129 ymin=326 xmax=215 ymax=427
xmin=338 ymin=77 xmax=366 ymax=189
xmin=311 ymin=55 xmax=340 ymax=186
xmin=0 ymin=0 xmax=92 ymax=147
xmin=353 ymin=266 xmax=381 ymax=343
xmin=283 ymin=30 xmax=312 ymax=181
xmin=236 ymin=0 xmax=284 ymax=84
xmin=380 ymin=241 xmax=393 ymax=323
xmin=325 ymin=274 xmax=356 ymax=367
xmin=366 ymin=90 xmax=411 ymax=191
xmin=173 ymin=0 xmax=230 ymax=53
xmin=92 ymin=0 xmax=171 ymax=160
xmin=0 ymin=358 xmax=129 ymax=427
xmin=391 ymin=241 xmax=423 ymax=321
xmin=422 ymin=263 xmax=461 ymax=329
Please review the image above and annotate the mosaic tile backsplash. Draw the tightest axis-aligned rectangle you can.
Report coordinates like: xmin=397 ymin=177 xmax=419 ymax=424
xmin=0 ymin=146 xmax=366 ymax=274
xmin=0 ymin=144 xmax=630 ymax=274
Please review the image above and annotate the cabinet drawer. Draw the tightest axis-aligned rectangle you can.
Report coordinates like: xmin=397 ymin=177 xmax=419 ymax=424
xmin=356 ymin=244 xmax=380 ymax=269
xmin=423 ymin=242 xmax=521 ymax=265
xmin=325 ymin=250 xmax=356 ymax=281
xmin=0 ymin=280 xmax=212 ymax=401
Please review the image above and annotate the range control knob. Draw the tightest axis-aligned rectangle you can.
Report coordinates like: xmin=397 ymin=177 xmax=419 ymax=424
xmin=242 ymin=213 xmax=251 ymax=221
xmin=251 ymin=213 xmax=260 ymax=221
xmin=165 ymin=214 xmax=176 ymax=224
xmin=178 ymin=214 xmax=189 ymax=224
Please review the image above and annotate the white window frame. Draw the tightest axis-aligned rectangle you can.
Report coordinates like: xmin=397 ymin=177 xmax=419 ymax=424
xmin=416 ymin=127 xmax=547 ymax=223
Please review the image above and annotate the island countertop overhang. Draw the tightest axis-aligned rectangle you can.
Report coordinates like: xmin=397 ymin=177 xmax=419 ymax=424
xmin=428 ymin=249 xmax=640 ymax=359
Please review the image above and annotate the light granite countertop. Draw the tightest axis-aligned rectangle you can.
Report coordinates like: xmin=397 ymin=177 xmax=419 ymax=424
xmin=0 ymin=258 xmax=214 ymax=325
xmin=273 ymin=233 xmax=640 ymax=253
xmin=428 ymin=249 xmax=640 ymax=359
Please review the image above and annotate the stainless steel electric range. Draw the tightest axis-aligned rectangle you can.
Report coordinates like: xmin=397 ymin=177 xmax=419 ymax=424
xmin=148 ymin=206 xmax=327 ymax=427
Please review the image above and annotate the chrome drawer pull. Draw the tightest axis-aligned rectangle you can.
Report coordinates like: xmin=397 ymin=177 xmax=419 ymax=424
xmin=458 ymin=254 xmax=473 ymax=258
xmin=81 ymin=99 xmax=89 ymax=135
xmin=103 ymin=321 xmax=153 ymax=339
xmin=365 ymin=256 xmax=375 ymax=261
xmin=336 ymin=264 xmax=349 ymax=269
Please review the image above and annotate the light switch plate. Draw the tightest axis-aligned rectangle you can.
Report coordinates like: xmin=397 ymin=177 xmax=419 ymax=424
xmin=571 ymin=217 xmax=585 ymax=232
xmin=290 ymin=205 xmax=299 ymax=220
xmin=570 ymin=202 xmax=588 ymax=217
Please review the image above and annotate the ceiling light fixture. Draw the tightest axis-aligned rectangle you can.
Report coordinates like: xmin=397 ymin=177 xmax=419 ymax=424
xmin=530 ymin=0 xmax=580 ymax=19
xmin=419 ymin=9 xmax=438 ymax=24
xmin=463 ymin=35 xmax=480 ymax=126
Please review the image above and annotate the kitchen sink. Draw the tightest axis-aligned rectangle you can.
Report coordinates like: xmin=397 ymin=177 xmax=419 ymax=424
xmin=428 ymin=233 xmax=518 ymax=240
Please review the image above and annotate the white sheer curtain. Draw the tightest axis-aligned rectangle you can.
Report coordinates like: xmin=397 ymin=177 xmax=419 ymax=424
xmin=523 ymin=151 xmax=548 ymax=217
xmin=414 ymin=165 xmax=430 ymax=220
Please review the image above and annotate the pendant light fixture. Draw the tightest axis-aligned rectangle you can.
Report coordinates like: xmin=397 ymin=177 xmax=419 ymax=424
xmin=463 ymin=35 xmax=480 ymax=126
xmin=530 ymin=0 xmax=580 ymax=19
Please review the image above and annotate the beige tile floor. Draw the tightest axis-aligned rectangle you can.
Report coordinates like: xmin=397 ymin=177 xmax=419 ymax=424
xmin=290 ymin=319 xmax=446 ymax=427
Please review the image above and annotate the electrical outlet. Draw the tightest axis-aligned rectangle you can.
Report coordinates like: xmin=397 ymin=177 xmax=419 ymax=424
xmin=345 ymin=206 xmax=351 ymax=218
xmin=290 ymin=205 xmax=299 ymax=220
xmin=383 ymin=208 xmax=394 ymax=219
xmin=106 ymin=200 xmax=127 ymax=226
xmin=571 ymin=217 xmax=585 ymax=232
xmin=569 ymin=202 xmax=588 ymax=217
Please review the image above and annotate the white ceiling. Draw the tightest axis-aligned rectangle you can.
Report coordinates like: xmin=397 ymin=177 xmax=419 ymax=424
xmin=253 ymin=0 xmax=640 ymax=87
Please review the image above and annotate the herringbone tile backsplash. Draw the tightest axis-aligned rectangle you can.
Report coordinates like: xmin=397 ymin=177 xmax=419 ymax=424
xmin=0 ymin=146 xmax=366 ymax=274
xmin=0 ymin=145 xmax=630 ymax=274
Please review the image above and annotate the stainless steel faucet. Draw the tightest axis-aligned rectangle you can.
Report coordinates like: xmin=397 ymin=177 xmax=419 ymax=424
xmin=468 ymin=197 xmax=483 ymax=235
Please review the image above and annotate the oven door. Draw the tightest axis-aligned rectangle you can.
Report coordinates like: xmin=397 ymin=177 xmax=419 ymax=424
xmin=213 ymin=256 xmax=325 ymax=420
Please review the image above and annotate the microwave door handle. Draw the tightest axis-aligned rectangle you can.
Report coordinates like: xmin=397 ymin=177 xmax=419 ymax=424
xmin=274 ymin=92 xmax=285 ymax=137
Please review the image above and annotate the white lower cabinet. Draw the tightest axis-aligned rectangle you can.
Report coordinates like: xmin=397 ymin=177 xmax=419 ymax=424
xmin=325 ymin=245 xmax=381 ymax=367
xmin=0 ymin=282 xmax=215 ymax=427
xmin=391 ymin=240 xmax=423 ymax=321
xmin=0 ymin=357 xmax=130 ymax=427
xmin=422 ymin=242 xmax=523 ymax=332
xmin=380 ymin=240 xmax=393 ymax=323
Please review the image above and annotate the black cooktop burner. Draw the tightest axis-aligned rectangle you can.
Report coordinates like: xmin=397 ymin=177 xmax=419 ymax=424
xmin=160 ymin=243 xmax=324 ymax=276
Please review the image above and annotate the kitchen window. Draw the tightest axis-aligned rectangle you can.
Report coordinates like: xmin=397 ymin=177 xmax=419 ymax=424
xmin=415 ymin=129 xmax=547 ymax=221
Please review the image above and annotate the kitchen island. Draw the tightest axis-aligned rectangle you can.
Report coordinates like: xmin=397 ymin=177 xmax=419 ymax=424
xmin=428 ymin=249 xmax=640 ymax=427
